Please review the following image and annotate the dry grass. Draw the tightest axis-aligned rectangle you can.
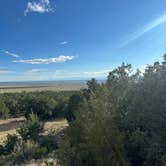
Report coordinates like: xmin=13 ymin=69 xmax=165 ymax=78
xmin=0 ymin=129 xmax=17 ymax=144
xmin=0 ymin=117 xmax=25 ymax=144
xmin=43 ymin=119 xmax=68 ymax=135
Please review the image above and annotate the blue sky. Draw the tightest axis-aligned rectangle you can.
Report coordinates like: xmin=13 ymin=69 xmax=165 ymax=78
xmin=1 ymin=0 xmax=166 ymax=81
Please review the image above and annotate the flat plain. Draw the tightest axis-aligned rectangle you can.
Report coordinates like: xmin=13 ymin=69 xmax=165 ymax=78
xmin=0 ymin=80 xmax=86 ymax=93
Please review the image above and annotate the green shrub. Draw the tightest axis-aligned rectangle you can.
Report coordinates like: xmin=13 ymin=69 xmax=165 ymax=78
xmin=13 ymin=140 xmax=39 ymax=162
xmin=4 ymin=134 xmax=18 ymax=154
xmin=17 ymin=113 xmax=43 ymax=141
xmin=0 ymin=144 xmax=5 ymax=155
xmin=39 ymin=134 xmax=58 ymax=153
xmin=0 ymin=99 xmax=9 ymax=119
xmin=33 ymin=147 xmax=48 ymax=159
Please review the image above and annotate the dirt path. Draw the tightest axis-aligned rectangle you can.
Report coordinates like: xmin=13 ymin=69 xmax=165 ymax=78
xmin=0 ymin=117 xmax=68 ymax=144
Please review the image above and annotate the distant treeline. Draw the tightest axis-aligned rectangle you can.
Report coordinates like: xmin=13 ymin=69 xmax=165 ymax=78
xmin=0 ymin=91 xmax=75 ymax=120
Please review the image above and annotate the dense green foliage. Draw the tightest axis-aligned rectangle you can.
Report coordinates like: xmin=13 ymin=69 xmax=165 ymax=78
xmin=0 ymin=99 xmax=9 ymax=119
xmin=0 ymin=91 xmax=74 ymax=120
xmin=60 ymin=55 xmax=166 ymax=166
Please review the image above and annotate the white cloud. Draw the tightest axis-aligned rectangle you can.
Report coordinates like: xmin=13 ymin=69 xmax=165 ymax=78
xmin=60 ymin=41 xmax=68 ymax=45
xmin=13 ymin=55 xmax=75 ymax=64
xmin=24 ymin=0 xmax=54 ymax=16
xmin=121 ymin=13 xmax=166 ymax=47
xmin=1 ymin=50 xmax=20 ymax=58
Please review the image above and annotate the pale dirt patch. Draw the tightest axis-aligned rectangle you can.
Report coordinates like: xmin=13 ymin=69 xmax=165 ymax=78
xmin=0 ymin=117 xmax=24 ymax=144
xmin=0 ymin=129 xmax=17 ymax=144
xmin=43 ymin=119 xmax=68 ymax=135
xmin=0 ymin=117 xmax=25 ymax=126
xmin=0 ymin=118 xmax=68 ymax=144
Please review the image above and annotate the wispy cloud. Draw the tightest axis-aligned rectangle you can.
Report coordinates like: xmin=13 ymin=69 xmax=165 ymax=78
xmin=60 ymin=41 xmax=68 ymax=45
xmin=121 ymin=13 xmax=166 ymax=47
xmin=52 ymin=69 xmax=111 ymax=79
xmin=0 ymin=50 xmax=20 ymax=58
xmin=83 ymin=70 xmax=110 ymax=77
xmin=26 ymin=69 xmax=44 ymax=73
xmin=24 ymin=0 xmax=54 ymax=16
xmin=13 ymin=55 xmax=75 ymax=64
xmin=0 ymin=70 xmax=13 ymax=74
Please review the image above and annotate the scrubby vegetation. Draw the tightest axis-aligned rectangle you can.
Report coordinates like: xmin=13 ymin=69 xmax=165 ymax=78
xmin=1 ymin=55 xmax=166 ymax=165
xmin=0 ymin=91 xmax=73 ymax=165
xmin=0 ymin=91 xmax=74 ymax=119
